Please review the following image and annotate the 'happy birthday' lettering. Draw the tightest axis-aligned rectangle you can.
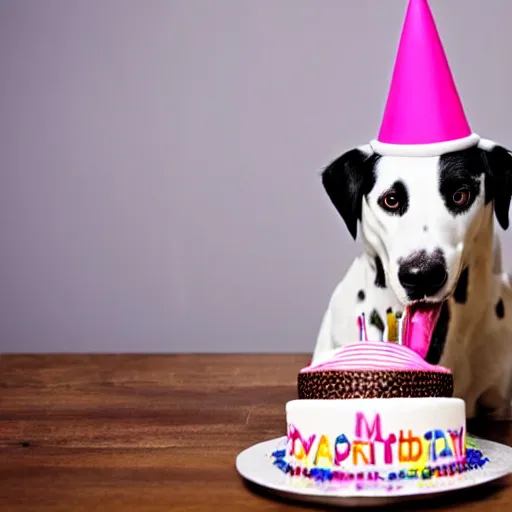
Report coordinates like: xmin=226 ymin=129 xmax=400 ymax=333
xmin=286 ymin=413 xmax=465 ymax=467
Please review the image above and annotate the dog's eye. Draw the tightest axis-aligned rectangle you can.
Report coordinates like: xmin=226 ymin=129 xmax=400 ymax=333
xmin=381 ymin=193 xmax=400 ymax=211
xmin=377 ymin=181 xmax=409 ymax=215
xmin=452 ymin=188 xmax=470 ymax=206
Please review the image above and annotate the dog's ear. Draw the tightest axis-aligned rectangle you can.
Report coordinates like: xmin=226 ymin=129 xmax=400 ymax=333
xmin=481 ymin=143 xmax=512 ymax=230
xmin=321 ymin=146 xmax=378 ymax=239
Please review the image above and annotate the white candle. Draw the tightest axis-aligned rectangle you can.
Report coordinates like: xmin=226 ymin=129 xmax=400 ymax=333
xmin=396 ymin=312 xmax=404 ymax=345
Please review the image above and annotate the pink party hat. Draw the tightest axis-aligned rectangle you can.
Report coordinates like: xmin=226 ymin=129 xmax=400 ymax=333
xmin=370 ymin=0 xmax=480 ymax=157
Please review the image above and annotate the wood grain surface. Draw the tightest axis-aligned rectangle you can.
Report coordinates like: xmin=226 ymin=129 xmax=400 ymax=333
xmin=0 ymin=354 xmax=510 ymax=511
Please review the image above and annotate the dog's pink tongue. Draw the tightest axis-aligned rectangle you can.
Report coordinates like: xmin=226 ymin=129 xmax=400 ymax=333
xmin=403 ymin=302 xmax=443 ymax=359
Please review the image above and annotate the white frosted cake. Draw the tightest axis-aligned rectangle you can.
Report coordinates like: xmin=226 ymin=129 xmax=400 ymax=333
xmin=286 ymin=397 xmax=465 ymax=475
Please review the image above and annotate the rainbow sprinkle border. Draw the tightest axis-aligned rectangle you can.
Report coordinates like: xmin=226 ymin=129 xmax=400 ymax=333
xmin=270 ymin=447 xmax=489 ymax=484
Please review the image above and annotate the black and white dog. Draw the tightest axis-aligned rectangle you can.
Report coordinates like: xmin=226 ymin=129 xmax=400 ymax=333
xmin=313 ymin=140 xmax=512 ymax=419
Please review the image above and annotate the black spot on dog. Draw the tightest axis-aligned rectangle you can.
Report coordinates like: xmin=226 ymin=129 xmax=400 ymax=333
xmin=439 ymin=144 xmax=512 ymax=230
xmin=374 ymin=256 xmax=386 ymax=288
xmin=439 ymin=148 xmax=483 ymax=216
xmin=453 ymin=267 xmax=469 ymax=304
xmin=322 ymin=149 xmax=380 ymax=239
xmin=369 ymin=309 xmax=385 ymax=332
xmin=377 ymin=180 xmax=409 ymax=216
xmin=496 ymin=298 xmax=505 ymax=319
xmin=423 ymin=225 xmax=428 ymax=232
xmin=357 ymin=290 xmax=365 ymax=302
xmin=483 ymin=145 xmax=512 ymax=229
xmin=425 ymin=301 xmax=450 ymax=365
xmin=20 ymin=441 xmax=30 ymax=448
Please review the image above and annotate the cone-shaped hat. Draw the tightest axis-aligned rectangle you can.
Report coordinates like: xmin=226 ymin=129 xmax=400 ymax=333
xmin=370 ymin=0 xmax=480 ymax=156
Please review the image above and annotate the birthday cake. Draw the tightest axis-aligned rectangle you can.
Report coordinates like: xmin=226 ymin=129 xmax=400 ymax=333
xmin=282 ymin=337 xmax=466 ymax=472
xmin=271 ymin=354 xmax=490 ymax=483
xmin=269 ymin=302 xmax=492 ymax=482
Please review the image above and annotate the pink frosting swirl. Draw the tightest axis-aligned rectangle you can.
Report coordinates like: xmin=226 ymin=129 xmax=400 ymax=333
xmin=301 ymin=342 xmax=451 ymax=374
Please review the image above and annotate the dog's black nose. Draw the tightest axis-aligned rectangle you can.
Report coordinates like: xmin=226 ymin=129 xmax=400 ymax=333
xmin=398 ymin=251 xmax=448 ymax=300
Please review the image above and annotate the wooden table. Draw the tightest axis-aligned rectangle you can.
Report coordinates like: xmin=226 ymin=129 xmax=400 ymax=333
xmin=0 ymin=355 xmax=510 ymax=511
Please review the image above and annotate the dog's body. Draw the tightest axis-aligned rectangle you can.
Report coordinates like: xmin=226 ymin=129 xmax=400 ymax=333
xmin=313 ymin=143 xmax=512 ymax=419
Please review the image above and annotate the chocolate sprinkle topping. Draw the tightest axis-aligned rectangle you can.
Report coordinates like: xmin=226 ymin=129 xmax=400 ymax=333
xmin=298 ymin=369 xmax=453 ymax=399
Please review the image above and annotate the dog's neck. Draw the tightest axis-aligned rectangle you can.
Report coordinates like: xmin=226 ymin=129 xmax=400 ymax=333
xmin=447 ymin=205 xmax=496 ymax=344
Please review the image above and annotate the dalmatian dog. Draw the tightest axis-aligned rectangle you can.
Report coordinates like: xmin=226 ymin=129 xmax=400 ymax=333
xmin=313 ymin=141 xmax=512 ymax=419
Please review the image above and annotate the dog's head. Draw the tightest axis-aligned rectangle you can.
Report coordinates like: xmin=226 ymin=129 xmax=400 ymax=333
xmin=322 ymin=142 xmax=512 ymax=306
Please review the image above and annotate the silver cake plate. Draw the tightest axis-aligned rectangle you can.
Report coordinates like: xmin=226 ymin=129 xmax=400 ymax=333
xmin=236 ymin=436 xmax=512 ymax=508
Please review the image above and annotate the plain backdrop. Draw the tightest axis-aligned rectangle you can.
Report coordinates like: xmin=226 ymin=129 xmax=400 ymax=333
xmin=1 ymin=0 xmax=512 ymax=353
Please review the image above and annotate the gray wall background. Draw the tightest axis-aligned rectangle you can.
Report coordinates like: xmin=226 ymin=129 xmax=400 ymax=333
xmin=1 ymin=0 xmax=512 ymax=353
